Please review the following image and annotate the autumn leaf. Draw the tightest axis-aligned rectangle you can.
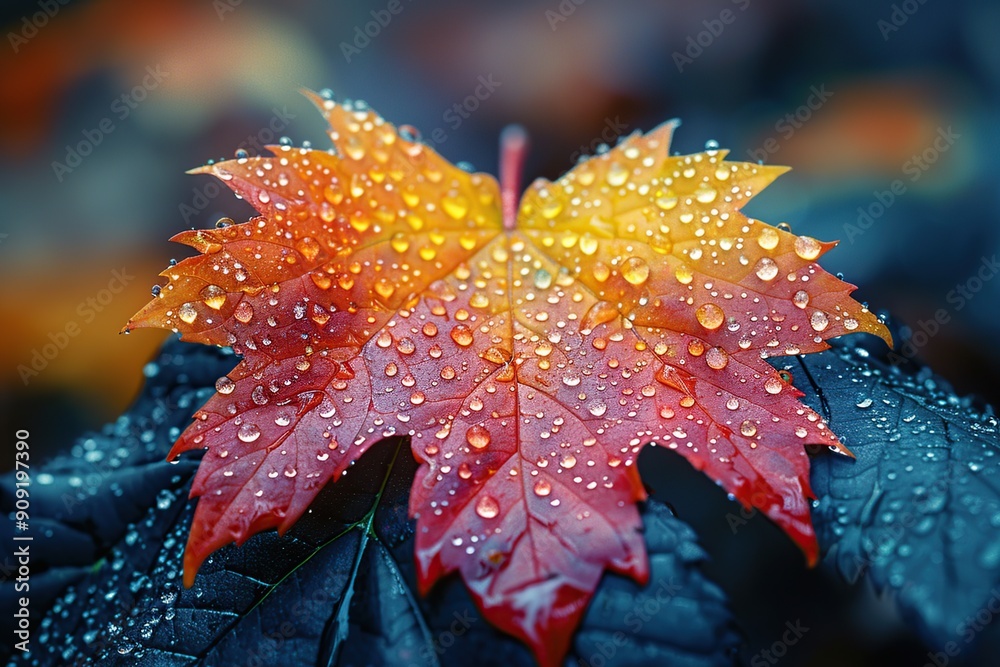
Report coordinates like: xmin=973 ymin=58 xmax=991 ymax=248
xmin=124 ymin=91 xmax=889 ymax=666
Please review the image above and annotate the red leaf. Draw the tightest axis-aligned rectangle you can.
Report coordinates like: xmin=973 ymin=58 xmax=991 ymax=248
xmin=125 ymin=92 xmax=890 ymax=666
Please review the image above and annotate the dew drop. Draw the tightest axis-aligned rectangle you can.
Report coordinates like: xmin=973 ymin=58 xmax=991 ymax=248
xmin=621 ymin=257 xmax=650 ymax=285
xmin=757 ymin=227 xmax=780 ymax=250
xmin=450 ymin=324 xmax=474 ymax=346
xmin=606 ymin=163 xmax=628 ymax=187
xmin=675 ymin=265 xmax=694 ymax=285
xmin=794 ymin=236 xmax=822 ymax=260
xmin=233 ymin=301 xmax=254 ymax=323
xmin=214 ymin=377 xmax=235 ymax=395
xmin=475 ymin=495 xmax=499 ymax=519
xmin=764 ymin=377 xmax=783 ymax=394
xmin=237 ymin=423 xmax=261 ymax=443
xmin=200 ymin=285 xmax=227 ymax=310
xmin=754 ymin=257 xmax=779 ymax=281
xmin=588 ymin=401 xmax=608 ymax=417
xmin=695 ymin=303 xmax=725 ymax=330
xmin=810 ymin=311 xmax=830 ymax=332
xmin=178 ymin=303 xmax=198 ymax=324
xmin=466 ymin=425 xmax=491 ymax=449
xmin=706 ymin=347 xmax=729 ymax=370
xmin=740 ymin=420 xmax=758 ymax=437
xmin=533 ymin=479 xmax=552 ymax=497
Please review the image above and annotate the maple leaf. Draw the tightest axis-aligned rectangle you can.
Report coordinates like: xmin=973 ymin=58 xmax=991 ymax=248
xmin=124 ymin=91 xmax=890 ymax=666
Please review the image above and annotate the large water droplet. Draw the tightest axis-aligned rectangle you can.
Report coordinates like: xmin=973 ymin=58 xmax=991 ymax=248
xmin=201 ymin=285 xmax=227 ymax=310
xmin=215 ymin=377 xmax=235 ymax=395
xmin=234 ymin=301 xmax=254 ymax=323
xmin=754 ymin=257 xmax=779 ymax=281
xmin=794 ymin=235 xmax=822 ymax=260
xmin=757 ymin=227 xmax=780 ymax=250
xmin=475 ymin=495 xmax=500 ymax=519
xmin=695 ymin=303 xmax=725 ymax=330
xmin=810 ymin=311 xmax=830 ymax=332
xmin=178 ymin=303 xmax=198 ymax=324
xmin=705 ymin=347 xmax=729 ymax=370
xmin=466 ymin=425 xmax=491 ymax=449
xmin=237 ymin=423 xmax=261 ymax=443
xmin=621 ymin=257 xmax=650 ymax=285
xmin=450 ymin=324 xmax=474 ymax=346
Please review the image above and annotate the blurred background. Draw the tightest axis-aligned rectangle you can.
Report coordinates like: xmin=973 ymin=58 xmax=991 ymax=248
xmin=1 ymin=0 xmax=998 ymax=664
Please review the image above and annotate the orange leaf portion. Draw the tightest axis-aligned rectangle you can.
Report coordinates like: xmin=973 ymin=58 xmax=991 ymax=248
xmin=125 ymin=92 xmax=889 ymax=667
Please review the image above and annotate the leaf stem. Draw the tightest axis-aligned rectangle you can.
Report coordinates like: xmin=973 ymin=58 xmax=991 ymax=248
xmin=500 ymin=124 xmax=529 ymax=231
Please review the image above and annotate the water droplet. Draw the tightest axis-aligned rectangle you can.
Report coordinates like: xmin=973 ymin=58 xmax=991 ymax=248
xmin=810 ymin=311 xmax=830 ymax=332
xmin=296 ymin=236 xmax=321 ymax=262
xmin=200 ymin=285 xmax=227 ymax=310
xmin=581 ymin=301 xmax=618 ymax=331
xmin=215 ymin=377 xmax=235 ymax=395
xmin=754 ymin=257 xmax=779 ymax=281
xmin=675 ymin=265 xmax=693 ymax=285
xmin=251 ymin=384 xmax=268 ymax=405
xmin=843 ymin=318 xmax=859 ymax=330
xmin=234 ymin=301 xmax=254 ymax=323
xmin=533 ymin=479 xmax=552 ymax=497
xmin=740 ymin=420 xmax=757 ymax=437
xmin=606 ymin=163 xmax=628 ymax=187
xmin=621 ymin=257 xmax=650 ymax=285
xmin=794 ymin=235 xmax=822 ymax=260
xmin=588 ymin=401 xmax=608 ymax=417
xmin=687 ymin=339 xmax=706 ymax=357
xmin=757 ymin=227 xmax=780 ymax=250
xmin=592 ymin=262 xmax=611 ymax=282
xmin=450 ymin=324 xmax=474 ymax=346
xmin=560 ymin=454 xmax=577 ymax=469
xmin=466 ymin=425 xmax=491 ymax=449
xmin=534 ymin=269 xmax=553 ymax=290
xmin=706 ymin=347 xmax=729 ymax=370
xmin=695 ymin=186 xmax=717 ymax=203
xmin=178 ymin=303 xmax=198 ymax=324
xmin=237 ymin=423 xmax=261 ymax=443
xmin=695 ymin=303 xmax=725 ymax=330
xmin=656 ymin=192 xmax=678 ymax=210
xmin=442 ymin=193 xmax=469 ymax=219
xmin=475 ymin=495 xmax=500 ymax=519
xmin=764 ymin=377 xmax=783 ymax=394
xmin=726 ymin=398 xmax=740 ymax=410
xmin=793 ymin=290 xmax=810 ymax=309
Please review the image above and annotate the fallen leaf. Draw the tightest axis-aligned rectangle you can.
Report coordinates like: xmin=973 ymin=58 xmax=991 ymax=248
xmin=124 ymin=91 xmax=889 ymax=665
